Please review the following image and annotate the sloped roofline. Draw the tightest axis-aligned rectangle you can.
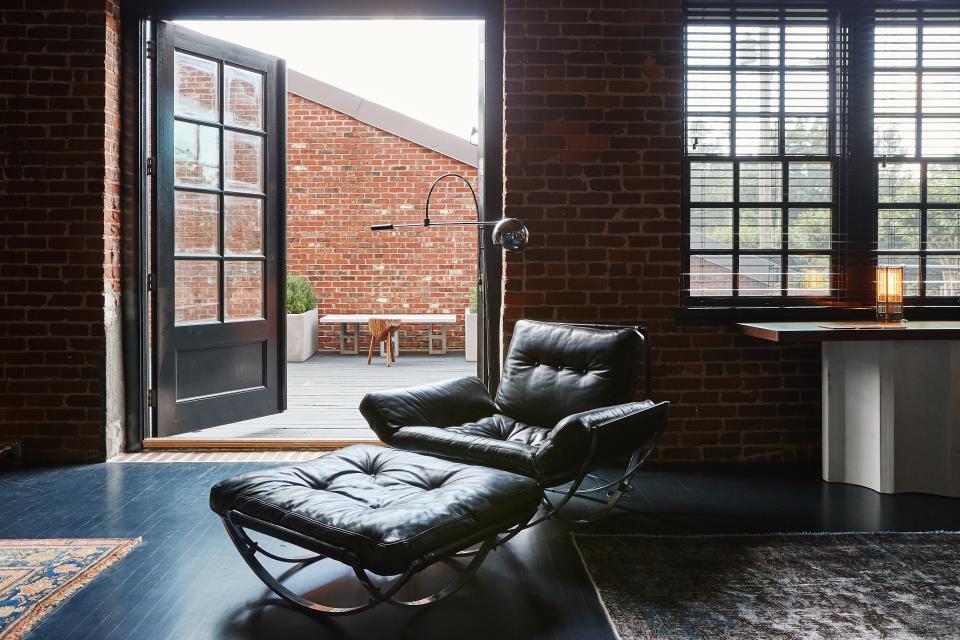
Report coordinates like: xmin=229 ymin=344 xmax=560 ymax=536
xmin=287 ymin=68 xmax=478 ymax=168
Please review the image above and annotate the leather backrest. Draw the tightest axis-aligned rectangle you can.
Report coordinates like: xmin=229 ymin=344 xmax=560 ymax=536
xmin=495 ymin=320 xmax=642 ymax=427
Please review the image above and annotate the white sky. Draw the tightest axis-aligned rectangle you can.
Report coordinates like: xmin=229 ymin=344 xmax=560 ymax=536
xmin=176 ymin=20 xmax=481 ymax=141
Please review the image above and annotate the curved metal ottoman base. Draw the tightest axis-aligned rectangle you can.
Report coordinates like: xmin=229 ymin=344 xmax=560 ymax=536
xmin=222 ymin=514 xmax=496 ymax=617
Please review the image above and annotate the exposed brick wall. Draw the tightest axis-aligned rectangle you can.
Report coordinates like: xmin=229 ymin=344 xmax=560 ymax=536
xmin=501 ymin=0 xmax=821 ymax=462
xmin=0 ymin=0 xmax=123 ymax=463
xmin=286 ymin=93 xmax=478 ymax=352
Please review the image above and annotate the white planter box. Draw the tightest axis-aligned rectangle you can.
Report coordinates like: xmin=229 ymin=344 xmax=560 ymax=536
xmin=464 ymin=309 xmax=478 ymax=362
xmin=286 ymin=308 xmax=318 ymax=362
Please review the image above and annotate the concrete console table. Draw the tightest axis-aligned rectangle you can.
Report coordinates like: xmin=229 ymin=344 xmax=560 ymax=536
xmin=739 ymin=321 xmax=960 ymax=497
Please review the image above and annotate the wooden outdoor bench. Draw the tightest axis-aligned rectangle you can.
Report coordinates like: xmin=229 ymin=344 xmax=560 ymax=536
xmin=319 ymin=313 xmax=458 ymax=355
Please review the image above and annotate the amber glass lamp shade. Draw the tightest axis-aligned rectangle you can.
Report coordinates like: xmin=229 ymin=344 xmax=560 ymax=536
xmin=876 ymin=265 xmax=904 ymax=323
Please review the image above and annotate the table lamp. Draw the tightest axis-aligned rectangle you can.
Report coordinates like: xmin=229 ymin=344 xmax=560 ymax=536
xmin=876 ymin=265 xmax=904 ymax=323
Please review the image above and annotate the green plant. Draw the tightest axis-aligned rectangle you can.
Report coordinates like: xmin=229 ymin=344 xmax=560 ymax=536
xmin=286 ymin=276 xmax=317 ymax=314
xmin=469 ymin=286 xmax=479 ymax=314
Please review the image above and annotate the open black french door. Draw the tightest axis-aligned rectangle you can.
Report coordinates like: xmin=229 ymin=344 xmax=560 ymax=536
xmin=152 ymin=23 xmax=286 ymax=436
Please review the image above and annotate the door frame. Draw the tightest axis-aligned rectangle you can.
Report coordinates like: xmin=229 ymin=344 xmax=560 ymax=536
xmin=121 ymin=0 xmax=505 ymax=451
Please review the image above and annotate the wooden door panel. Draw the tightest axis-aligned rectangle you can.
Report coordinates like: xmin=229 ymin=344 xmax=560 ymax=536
xmin=153 ymin=23 xmax=286 ymax=436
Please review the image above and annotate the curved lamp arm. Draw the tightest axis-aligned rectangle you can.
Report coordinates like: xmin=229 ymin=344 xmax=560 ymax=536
xmin=370 ymin=173 xmax=528 ymax=252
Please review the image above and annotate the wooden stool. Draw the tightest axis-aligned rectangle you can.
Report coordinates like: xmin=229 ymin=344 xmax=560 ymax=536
xmin=367 ymin=318 xmax=401 ymax=366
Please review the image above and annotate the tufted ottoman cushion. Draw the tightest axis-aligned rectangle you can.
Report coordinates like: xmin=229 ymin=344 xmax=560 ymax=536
xmin=210 ymin=445 xmax=542 ymax=576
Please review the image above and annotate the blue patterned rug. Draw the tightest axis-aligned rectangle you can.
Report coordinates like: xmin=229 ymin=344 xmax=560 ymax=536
xmin=574 ymin=532 xmax=960 ymax=640
xmin=0 ymin=538 xmax=140 ymax=639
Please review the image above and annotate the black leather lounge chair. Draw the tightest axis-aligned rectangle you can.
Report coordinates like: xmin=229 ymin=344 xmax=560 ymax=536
xmin=210 ymin=320 xmax=669 ymax=616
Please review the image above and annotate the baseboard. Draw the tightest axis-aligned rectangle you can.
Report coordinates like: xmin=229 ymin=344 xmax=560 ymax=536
xmin=142 ymin=438 xmax=382 ymax=451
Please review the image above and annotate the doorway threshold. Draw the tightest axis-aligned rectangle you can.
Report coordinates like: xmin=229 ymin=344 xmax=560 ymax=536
xmin=143 ymin=437 xmax=380 ymax=451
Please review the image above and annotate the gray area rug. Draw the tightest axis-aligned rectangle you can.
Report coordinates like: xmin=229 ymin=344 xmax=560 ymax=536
xmin=573 ymin=532 xmax=960 ymax=640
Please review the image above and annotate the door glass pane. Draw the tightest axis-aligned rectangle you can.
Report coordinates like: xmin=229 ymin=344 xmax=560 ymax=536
xmin=225 ymin=196 xmax=263 ymax=255
xmin=175 ymin=260 xmax=219 ymax=325
xmin=225 ymin=261 xmax=263 ymax=321
xmin=225 ymin=65 xmax=264 ymax=130
xmin=174 ymin=52 xmax=219 ymax=121
xmin=175 ymin=121 xmax=220 ymax=187
xmin=175 ymin=191 xmax=219 ymax=255
xmin=225 ymin=131 xmax=264 ymax=193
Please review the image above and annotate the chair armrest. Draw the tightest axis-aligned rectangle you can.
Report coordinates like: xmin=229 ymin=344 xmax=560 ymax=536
xmin=359 ymin=376 xmax=496 ymax=441
xmin=535 ymin=400 xmax=670 ymax=481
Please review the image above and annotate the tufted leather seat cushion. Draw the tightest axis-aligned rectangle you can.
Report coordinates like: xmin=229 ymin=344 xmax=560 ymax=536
xmin=210 ymin=445 xmax=542 ymax=576
xmin=389 ymin=414 xmax=552 ymax=478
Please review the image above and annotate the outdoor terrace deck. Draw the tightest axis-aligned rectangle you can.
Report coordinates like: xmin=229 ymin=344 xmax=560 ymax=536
xmin=168 ymin=352 xmax=475 ymax=441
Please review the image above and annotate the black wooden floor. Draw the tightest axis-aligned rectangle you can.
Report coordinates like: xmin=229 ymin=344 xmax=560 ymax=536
xmin=3 ymin=461 xmax=960 ymax=640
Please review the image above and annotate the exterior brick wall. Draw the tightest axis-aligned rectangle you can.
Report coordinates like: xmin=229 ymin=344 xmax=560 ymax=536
xmin=501 ymin=0 xmax=821 ymax=462
xmin=286 ymin=93 xmax=478 ymax=352
xmin=0 ymin=0 xmax=123 ymax=463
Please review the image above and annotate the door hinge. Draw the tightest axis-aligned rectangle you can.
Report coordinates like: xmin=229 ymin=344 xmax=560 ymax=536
xmin=147 ymin=389 xmax=157 ymax=408
xmin=145 ymin=40 xmax=155 ymax=59
xmin=146 ymin=157 xmax=154 ymax=175
xmin=146 ymin=273 xmax=154 ymax=292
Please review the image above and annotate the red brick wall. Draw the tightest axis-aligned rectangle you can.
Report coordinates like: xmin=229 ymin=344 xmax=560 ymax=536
xmin=286 ymin=94 xmax=478 ymax=351
xmin=0 ymin=0 xmax=123 ymax=463
xmin=501 ymin=0 xmax=821 ymax=462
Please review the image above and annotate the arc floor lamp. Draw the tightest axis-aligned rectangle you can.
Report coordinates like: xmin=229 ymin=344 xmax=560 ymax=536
xmin=371 ymin=172 xmax=530 ymax=348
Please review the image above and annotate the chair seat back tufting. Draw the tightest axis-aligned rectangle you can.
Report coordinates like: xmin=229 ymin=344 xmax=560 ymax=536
xmin=494 ymin=320 xmax=643 ymax=428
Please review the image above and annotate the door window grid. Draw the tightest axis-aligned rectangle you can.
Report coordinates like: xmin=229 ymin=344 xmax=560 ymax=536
xmin=684 ymin=6 xmax=838 ymax=301
xmin=874 ymin=9 xmax=960 ymax=299
xmin=173 ymin=50 xmax=267 ymax=324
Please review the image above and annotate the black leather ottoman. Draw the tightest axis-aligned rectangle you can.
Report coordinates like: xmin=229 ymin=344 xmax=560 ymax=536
xmin=211 ymin=445 xmax=542 ymax=609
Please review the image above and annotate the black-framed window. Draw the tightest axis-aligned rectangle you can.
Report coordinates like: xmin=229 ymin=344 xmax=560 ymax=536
xmin=874 ymin=6 xmax=960 ymax=299
xmin=684 ymin=3 xmax=838 ymax=303
xmin=682 ymin=0 xmax=960 ymax=310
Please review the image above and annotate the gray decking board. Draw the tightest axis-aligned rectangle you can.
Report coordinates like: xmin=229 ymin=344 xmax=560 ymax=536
xmin=171 ymin=351 xmax=475 ymax=440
